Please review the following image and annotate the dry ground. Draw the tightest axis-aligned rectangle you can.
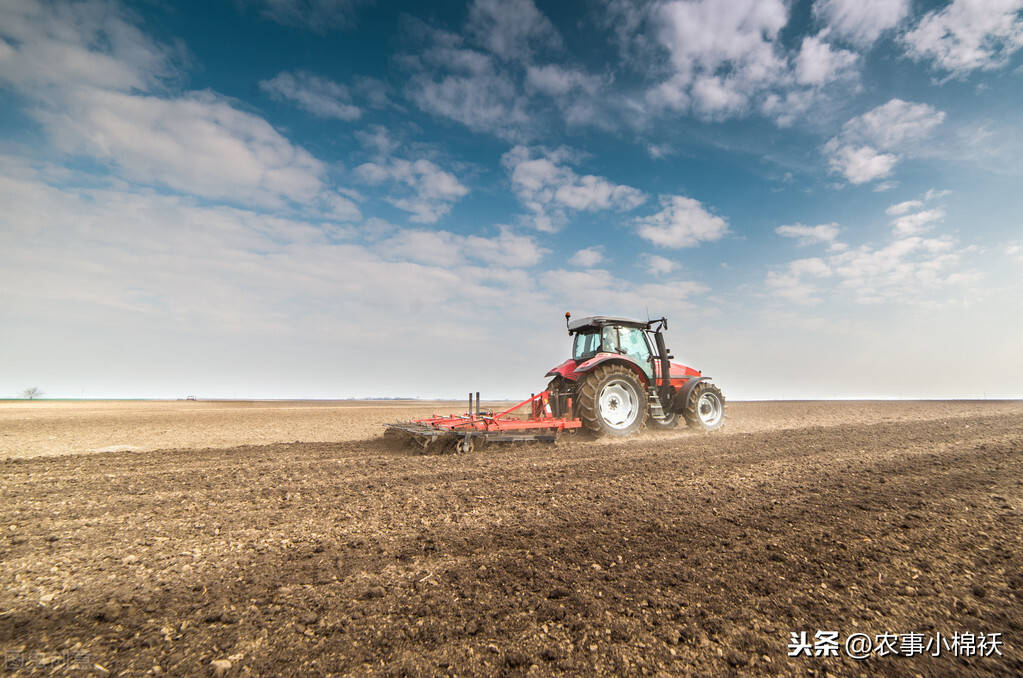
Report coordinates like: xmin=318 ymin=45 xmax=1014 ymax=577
xmin=1 ymin=400 xmax=1022 ymax=676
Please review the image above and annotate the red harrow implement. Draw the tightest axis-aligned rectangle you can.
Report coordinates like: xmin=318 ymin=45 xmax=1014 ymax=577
xmin=386 ymin=391 xmax=582 ymax=453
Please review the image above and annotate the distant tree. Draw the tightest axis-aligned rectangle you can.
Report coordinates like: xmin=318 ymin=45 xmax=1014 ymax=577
xmin=22 ymin=387 xmax=43 ymax=400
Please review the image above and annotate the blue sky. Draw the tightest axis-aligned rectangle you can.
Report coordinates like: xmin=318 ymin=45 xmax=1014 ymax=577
xmin=1 ymin=0 xmax=1021 ymax=400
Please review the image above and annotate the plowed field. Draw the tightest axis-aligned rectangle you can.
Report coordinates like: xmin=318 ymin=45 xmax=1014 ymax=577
xmin=2 ymin=400 xmax=1021 ymax=676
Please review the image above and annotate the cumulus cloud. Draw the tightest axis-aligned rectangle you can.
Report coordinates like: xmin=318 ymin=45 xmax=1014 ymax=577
xmin=40 ymin=89 xmax=328 ymax=207
xmin=251 ymin=0 xmax=367 ymax=32
xmin=643 ymin=254 xmax=678 ymax=275
xmin=647 ymin=0 xmax=789 ymax=118
xmin=466 ymin=0 xmax=560 ymax=62
xmin=812 ymin=0 xmax=911 ymax=46
xmin=355 ymin=157 xmax=469 ymax=223
xmin=823 ymin=142 xmax=899 ymax=184
xmin=569 ymin=247 xmax=604 ymax=267
xmin=404 ymin=39 xmax=530 ymax=141
xmin=0 ymin=0 xmax=176 ymax=96
xmin=775 ymin=223 xmax=840 ymax=245
xmin=824 ymin=99 xmax=945 ymax=184
xmin=259 ymin=71 xmax=361 ymax=120
xmin=400 ymin=0 xmax=566 ymax=139
xmin=502 ymin=146 xmax=647 ymax=231
xmin=891 ymin=208 xmax=945 ymax=236
xmin=375 ymin=226 xmax=546 ymax=267
xmin=886 ymin=199 xmax=923 ymax=216
xmin=794 ymin=33 xmax=859 ymax=86
xmin=766 ymin=257 xmax=833 ymax=304
xmin=635 ymin=195 xmax=728 ymax=249
xmin=841 ymin=99 xmax=947 ymax=148
xmin=1007 ymin=243 xmax=1023 ymax=263
xmin=767 ymin=201 xmax=973 ymax=307
xmin=540 ymin=268 xmax=709 ymax=315
xmin=0 ymin=0 xmax=359 ymax=215
xmin=904 ymin=0 xmax=1023 ymax=75
xmin=526 ymin=65 xmax=602 ymax=97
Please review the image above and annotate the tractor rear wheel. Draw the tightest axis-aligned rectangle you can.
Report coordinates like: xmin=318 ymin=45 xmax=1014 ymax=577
xmin=576 ymin=364 xmax=647 ymax=437
xmin=683 ymin=382 xmax=726 ymax=432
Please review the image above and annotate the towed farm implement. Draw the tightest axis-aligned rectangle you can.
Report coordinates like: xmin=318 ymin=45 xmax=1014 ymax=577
xmin=386 ymin=313 xmax=726 ymax=452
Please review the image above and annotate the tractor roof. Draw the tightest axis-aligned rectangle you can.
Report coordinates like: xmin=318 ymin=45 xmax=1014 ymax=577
xmin=567 ymin=315 xmax=648 ymax=332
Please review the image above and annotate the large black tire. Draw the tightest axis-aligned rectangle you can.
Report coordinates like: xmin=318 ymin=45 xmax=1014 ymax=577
xmin=648 ymin=410 xmax=681 ymax=430
xmin=576 ymin=364 xmax=648 ymax=437
xmin=683 ymin=382 xmax=726 ymax=432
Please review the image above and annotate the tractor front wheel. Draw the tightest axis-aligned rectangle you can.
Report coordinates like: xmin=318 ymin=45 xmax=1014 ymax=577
xmin=683 ymin=382 xmax=726 ymax=432
xmin=576 ymin=364 xmax=647 ymax=437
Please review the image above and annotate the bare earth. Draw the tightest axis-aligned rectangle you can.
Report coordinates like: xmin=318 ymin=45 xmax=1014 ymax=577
xmin=1 ymin=400 xmax=1021 ymax=676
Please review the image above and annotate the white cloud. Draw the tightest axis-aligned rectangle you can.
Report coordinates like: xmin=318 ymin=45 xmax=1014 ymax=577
xmin=0 ymin=0 xmax=360 ymax=216
xmin=813 ymin=0 xmax=911 ymax=46
xmin=259 ymin=71 xmax=361 ymax=120
xmin=891 ymin=208 xmax=945 ymax=236
xmin=767 ymin=236 xmax=968 ymax=305
xmin=823 ymin=141 xmax=899 ymax=184
xmin=502 ymin=146 xmax=647 ymax=231
xmin=830 ymin=235 xmax=964 ymax=303
xmin=648 ymin=0 xmax=789 ymax=118
xmin=646 ymin=144 xmax=673 ymax=159
xmin=824 ymin=99 xmax=945 ymax=184
xmin=760 ymin=88 xmax=818 ymax=128
xmin=253 ymin=0 xmax=366 ymax=32
xmin=0 ymin=0 xmax=175 ymax=96
xmin=569 ymin=247 xmax=604 ymax=267
xmin=466 ymin=0 xmax=560 ymax=62
xmin=776 ymin=223 xmax=840 ymax=245
xmin=886 ymin=199 xmax=923 ymax=216
xmin=405 ymin=43 xmax=529 ymax=140
xmin=768 ymin=213 xmax=973 ymax=307
xmin=355 ymin=157 xmax=469 ymax=223
xmin=1007 ymin=243 xmax=1023 ymax=263
xmin=40 ymin=89 xmax=328 ymax=207
xmin=904 ymin=0 xmax=1023 ymax=75
xmin=526 ymin=64 xmax=601 ymax=97
xmin=540 ymin=268 xmax=709 ymax=316
xmin=465 ymin=227 xmax=548 ymax=267
xmin=375 ymin=226 xmax=545 ymax=268
xmin=643 ymin=254 xmax=678 ymax=275
xmin=841 ymin=99 xmax=946 ymax=149
xmin=319 ymin=193 xmax=362 ymax=222
xmin=790 ymin=257 xmax=833 ymax=277
xmin=354 ymin=125 xmax=401 ymax=156
xmin=794 ymin=33 xmax=858 ymax=86
xmin=635 ymin=195 xmax=729 ymax=248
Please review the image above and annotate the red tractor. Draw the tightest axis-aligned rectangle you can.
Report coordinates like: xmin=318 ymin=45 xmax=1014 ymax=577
xmin=387 ymin=313 xmax=725 ymax=451
xmin=545 ymin=313 xmax=725 ymax=436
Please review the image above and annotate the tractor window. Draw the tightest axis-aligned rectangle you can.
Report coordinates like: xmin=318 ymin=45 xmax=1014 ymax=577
xmin=618 ymin=327 xmax=652 ymax=367
xmin=572 ymin=331 xmax=601 ymax=360
xmin=601 ymin=326 xmax=620 ymax=353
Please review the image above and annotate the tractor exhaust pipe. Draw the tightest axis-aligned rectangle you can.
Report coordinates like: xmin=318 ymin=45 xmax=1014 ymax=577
xmin=653 ymin=328 xmax=673 ymax=405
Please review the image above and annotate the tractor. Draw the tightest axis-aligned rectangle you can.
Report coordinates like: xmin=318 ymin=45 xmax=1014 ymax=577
xmin=545 ymin=313 xmax=725 ymax=436
xmin=386 ymin=313 xmax=725 ymax=451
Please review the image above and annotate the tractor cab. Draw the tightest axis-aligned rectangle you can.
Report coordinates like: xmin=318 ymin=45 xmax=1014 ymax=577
xmin=569 ymin=316 xmax=654 ymax=378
